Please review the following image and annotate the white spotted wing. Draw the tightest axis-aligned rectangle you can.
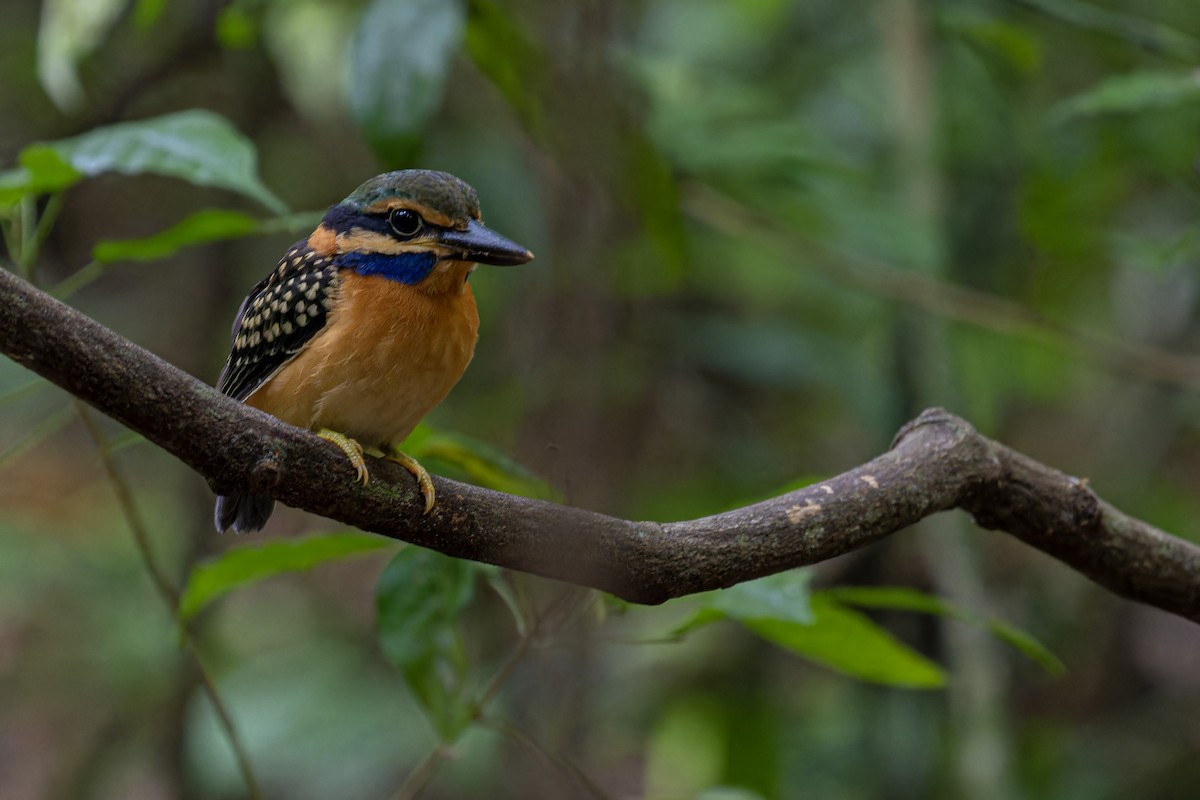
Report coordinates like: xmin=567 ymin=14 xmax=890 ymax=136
xmin=217 ymin=242 xmax=340 ymax=402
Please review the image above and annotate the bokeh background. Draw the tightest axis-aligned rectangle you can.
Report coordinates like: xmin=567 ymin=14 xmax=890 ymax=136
xmin=4 ymin=0 xmax=1200 ymax=798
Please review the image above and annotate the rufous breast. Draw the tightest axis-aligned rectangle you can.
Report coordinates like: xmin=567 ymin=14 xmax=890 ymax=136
xmin=245 ymin=265 xmax=479 ymax=449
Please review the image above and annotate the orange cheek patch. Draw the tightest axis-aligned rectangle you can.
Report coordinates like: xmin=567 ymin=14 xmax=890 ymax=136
xmin=306 ymin=225 xmax=338 ymax=256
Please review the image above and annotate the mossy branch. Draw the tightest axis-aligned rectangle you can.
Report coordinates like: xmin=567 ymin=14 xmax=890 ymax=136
xmin=2 ymin=267 xmax=1198 ymax=621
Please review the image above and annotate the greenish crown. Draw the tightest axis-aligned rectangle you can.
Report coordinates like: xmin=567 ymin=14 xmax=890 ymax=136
xmin=341 ymin=169 xmax=481 ymax=222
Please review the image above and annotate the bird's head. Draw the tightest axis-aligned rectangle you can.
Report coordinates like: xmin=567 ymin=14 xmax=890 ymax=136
xmin=311 ymin=169 xmax=533 ymax=290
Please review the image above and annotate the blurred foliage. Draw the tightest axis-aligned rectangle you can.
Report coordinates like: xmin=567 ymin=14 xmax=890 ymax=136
xmin=350 ymin=0 xmax=465 ymax=161
xmin=3 ymin=0 xmax=1200 ymax=798
xmin=179 ymin=531 xmax=395 ymax=623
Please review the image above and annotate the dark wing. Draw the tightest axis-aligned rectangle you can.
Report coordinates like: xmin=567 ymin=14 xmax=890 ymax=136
xmin=217 ymin=241 xmax=340 ymax=402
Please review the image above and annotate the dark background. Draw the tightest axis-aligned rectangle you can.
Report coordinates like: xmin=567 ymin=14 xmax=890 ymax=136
xmin=3 ymin=0 xmax=1200 ymax=798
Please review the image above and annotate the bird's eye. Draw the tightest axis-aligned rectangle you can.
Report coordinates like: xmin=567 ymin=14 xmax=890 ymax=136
xmin=388 ymin=208 xmax=423 ymax=239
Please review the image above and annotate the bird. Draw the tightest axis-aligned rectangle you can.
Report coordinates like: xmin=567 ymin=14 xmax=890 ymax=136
xmin=213 ymin=169 xmax=533 ymax=533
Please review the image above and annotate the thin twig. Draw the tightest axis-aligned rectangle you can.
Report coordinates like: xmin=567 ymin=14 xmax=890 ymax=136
xmin=388 ymin=745 xmax=452 ymax=800
xmin=390 ymin=584 xmax=588 ymax=799
xmin=389 ymin=600 xmax=539 ymax=799
xmin=51 ymin=260 xmax=103 ymax=300
xmin=75 ymin=403 xmax=263 ymax=800
xmin=47 ymin=210 xmax=321 ymax=301
xmin=0 ymin=215 xmax=16 ymax=264
xmin=473 ymin=625 xmax=536 ymax=719
xmin=480 ymin=717 xmax=612 ymax=800
xmin=465 ymin=589 xmax=604 ymax=793
xmin=16 ymin=196 xmax=36 ymax=279
xmin=26 ymin=192 xmax=65 ymax=271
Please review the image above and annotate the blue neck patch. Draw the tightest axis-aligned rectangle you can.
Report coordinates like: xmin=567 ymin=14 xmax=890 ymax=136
xmin=339 ymin=250 xmax=439 ymax=285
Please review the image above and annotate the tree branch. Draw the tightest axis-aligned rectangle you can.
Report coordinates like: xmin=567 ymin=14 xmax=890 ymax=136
xmin=2 ymin=266 xmax=1198 ymax=621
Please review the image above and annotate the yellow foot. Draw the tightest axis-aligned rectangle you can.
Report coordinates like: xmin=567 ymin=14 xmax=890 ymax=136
xmin=384 ymin=447 xmax=436 ymax=514
xmin=317 ymin=428 xmax=369 ymax=485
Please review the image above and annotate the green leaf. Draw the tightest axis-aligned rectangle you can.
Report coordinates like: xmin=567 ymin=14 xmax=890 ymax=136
xmin=484 ymin=570 xmax=529 ymax=637
xmin=674 ymin=575 xmax=941 ymax=688
xmin=680 ymin=571 xmax=813 ymax=631
xmin=984 ymin=618 xmax=1068 ymax=678
xmin=92 ymin=209 xmax=261 ymax=263
xmin=1017 ymin=0 xmax=1200 ymax=60
xmin=37 ymin=0 xmax=128 ymax=110
xmin=0 ymin=146 xmax=82 ymax=206
xmin=672 ymin=607 xmax=728 ymax=637
xmin=376 ymin=547 xmax=482 ymax=740
xmin=697 ymin=789 xmax=769 ymax=800
xmin=745 ymin=594 xmax=947 ymax=689
xmin=944 ymin=12 xmax=1042 ymax=73
xmin=465 ymin=0 xmax=549 ymax=138
xmin=825 ymin=585 xmax=953 ymax=616
xmin=1053 ymin=70 xmax=1200 ymax=121
xmin=377 ymin=548 xmax=478 ymax=666
xmin=827 ymin=586 xmax=1067 ymax=677
xmin=132 ymin=0 xmax=166 ymax=28
xmin=20 ymin=146 xmax=84 ymax=193
xmin=44 ymin=110 xmax=287 ymax=212
xmin=216 ymin=4 xmax=258 ymax=49
xmin=404 ymin=425 xmax=559 ymax=501
xmin=350 ymin=0 xmax=465 ymax=161
xmin=179 ymin=532 xmax=394 ymax=622
xmin=0 ymin=173 xmax=29 ymax=206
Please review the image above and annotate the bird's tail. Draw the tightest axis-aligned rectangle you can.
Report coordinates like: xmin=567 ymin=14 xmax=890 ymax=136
xmin=214 ymin=492 xmax=276 ymax=533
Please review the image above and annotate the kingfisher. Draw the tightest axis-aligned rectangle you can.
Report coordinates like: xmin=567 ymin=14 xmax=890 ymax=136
xmin=213 ymin=169 xmax=533 ymax=533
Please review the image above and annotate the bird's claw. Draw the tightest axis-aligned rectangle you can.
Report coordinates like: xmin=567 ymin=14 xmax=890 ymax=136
xmin=316 ymin=431 xmax=434 ymax=513
xmin=317 ymin=428 xmax=370 ymax=485
xmin=384 ymin=448 xmax=436 ymax=514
